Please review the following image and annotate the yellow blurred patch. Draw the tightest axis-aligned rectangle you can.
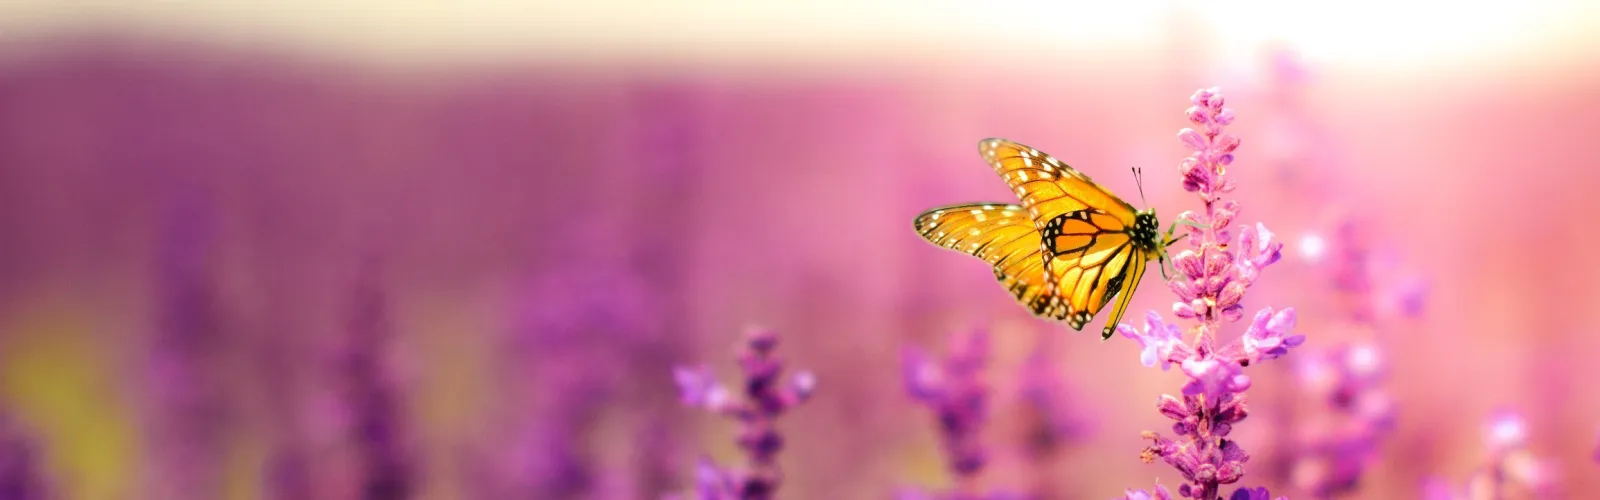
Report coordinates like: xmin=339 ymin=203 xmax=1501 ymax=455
xmin=0 ymin=308 xmax=140 ymax=499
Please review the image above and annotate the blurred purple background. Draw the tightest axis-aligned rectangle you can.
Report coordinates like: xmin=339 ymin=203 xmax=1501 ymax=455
xmin=1 ymin=2 xmax=1599 ymax=499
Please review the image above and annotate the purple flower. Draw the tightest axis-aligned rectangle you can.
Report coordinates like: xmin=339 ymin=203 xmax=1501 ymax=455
xmin=1117 ymin=484 xmax=1174 ymax=500
xmin=0 ymin=417 xmax=47 ymax=500
xmin=1419 ymin=476 xmax=1459 ymax=500
xmin=1241 ymin=307 xmax=1304 ymax=362
xmin=899 ymin=330 xmax=1038 ymax=500
xmin=142 ymin=191 xmax=227 ymax=500
xmin=1310 ymin=219 xmax=1431 ymax=323
xmin=1118 ymin=312 xmax=1186 ymax=370
xmin=1280 ymin=222 xmax=1415 ymax=498
xmin=1180 ymin=357 xmax=1251 ymax=404
xmin=693 ymin=456 xmax=735 ymax=500
xmin=1423 ymin=410 xmax=1561 ymax=499
xmin=1288 ymin=342 xmax=1395 ymax=497
xmin=671 ymin=328 xmax=814 ymax=500
xmin=1228 ymin=486 xmax=1286 ymax=500
xmin=1016 ymin=333 xmax=1090 ymax=461
xmin=337 ymin=261 xmax=415 ymax=500
xmin=904 ymin=330 xmax=991 ymax=481
xmin=673 ymin=365 xmax=732 ymax=411
xmin=1124 ymin=88 xmax=1300 ymax=500
xmin=1235 ymin=223 xmax=1283 ymax=285
xmin=1392 ymin=276 xmax=1430 ymax=318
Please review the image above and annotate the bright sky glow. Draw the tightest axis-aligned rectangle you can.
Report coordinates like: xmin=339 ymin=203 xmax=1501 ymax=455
xmin=0 ymin=1 xmax=1594 ymax=67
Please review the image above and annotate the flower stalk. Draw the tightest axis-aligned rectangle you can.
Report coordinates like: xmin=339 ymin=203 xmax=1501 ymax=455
xmin=1120 ymin=88 xmax=1300 ymax=500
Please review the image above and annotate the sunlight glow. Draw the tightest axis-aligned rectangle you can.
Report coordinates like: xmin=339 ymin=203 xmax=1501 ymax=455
xmin=1298 ymin=233 xmax=1327 ymax=264
xmin=0 ymin=1 xmax=1594 ymax=66
xmin=1200 ymin=0 xmax=1600 ymax=68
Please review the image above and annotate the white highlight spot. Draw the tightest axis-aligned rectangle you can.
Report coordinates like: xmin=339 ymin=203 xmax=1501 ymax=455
xmin=970 ymin=228 xmax=981 ymax=236
xmin=1298 ymin=232 xmax=1327 ymax=263
xmin=1487 ymin=414 xmax=1527 ymax=449
xmin=1347 ymin=343 xmax=1382 ymax=377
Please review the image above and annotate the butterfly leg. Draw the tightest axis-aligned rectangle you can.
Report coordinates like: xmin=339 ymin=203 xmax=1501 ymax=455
xmin=1163 ymin=221 xmax=1192 ymax=247
xmin=1159 ymin=221 xmax=1188 ymax=280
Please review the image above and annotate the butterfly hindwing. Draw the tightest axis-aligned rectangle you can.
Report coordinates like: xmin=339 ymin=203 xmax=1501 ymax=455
xmin=1037 ymin=208 xmax=1143 ymax=330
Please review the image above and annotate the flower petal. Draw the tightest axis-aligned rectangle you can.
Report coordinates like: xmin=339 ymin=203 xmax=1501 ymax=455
xmin=1178 ymin=128 xmax=1208 ymax=151
xmin=1267 ymin=307 xmax=1297 ymax=335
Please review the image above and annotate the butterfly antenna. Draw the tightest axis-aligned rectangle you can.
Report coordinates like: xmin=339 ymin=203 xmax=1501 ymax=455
xmin=1132 ymin=167 xmax=1149 ymax=206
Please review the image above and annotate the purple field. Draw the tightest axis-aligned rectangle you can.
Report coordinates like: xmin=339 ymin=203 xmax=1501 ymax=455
xmin=0 ymin=5 xmax=1598 ymax=499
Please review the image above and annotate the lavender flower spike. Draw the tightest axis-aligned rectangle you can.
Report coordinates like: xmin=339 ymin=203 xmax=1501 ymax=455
xmin=903 ymin=329 xmax=991 ymax=488
xmin=1228 ymin=486 xmax=1287 ymax=500
xmin=1121 ymin=88 xmax=1302 ymax=500
xmin=1423 ymin=410 xmax=1561 ymax=499
xmin=671 ymin=327 xmax=815 ymax=500
xmin=1117 ymin=484 xmax=1174 ymax=500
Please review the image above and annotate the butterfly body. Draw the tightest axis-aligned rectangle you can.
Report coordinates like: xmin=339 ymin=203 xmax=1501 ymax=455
xmin=914 ymin=139 xmax=1173 ymax=339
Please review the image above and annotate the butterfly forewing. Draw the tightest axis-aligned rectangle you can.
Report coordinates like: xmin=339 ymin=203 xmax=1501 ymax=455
xmin=977 ymin=138 xmax=1138 ymax=229
xmin=913 ymin=204 xmax=1058 ymax=317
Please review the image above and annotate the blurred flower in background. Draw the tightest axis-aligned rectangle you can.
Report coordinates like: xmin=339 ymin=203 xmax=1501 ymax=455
xmin=671 ymin=328 xmax=815 ymax=500
xmin=1420 ymin=411 xmax=1561 ymax=500
xmin=0 ymin=415 xmax=47 ymax=500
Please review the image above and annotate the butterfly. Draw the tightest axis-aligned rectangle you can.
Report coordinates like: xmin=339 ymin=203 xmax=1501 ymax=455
xmin=913 ymin=138 xmax=1182 ymax=340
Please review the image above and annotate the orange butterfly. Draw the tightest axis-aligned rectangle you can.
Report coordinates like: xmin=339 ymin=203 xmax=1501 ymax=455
xmin=914 ymin=138 xmax=1181 ymax=339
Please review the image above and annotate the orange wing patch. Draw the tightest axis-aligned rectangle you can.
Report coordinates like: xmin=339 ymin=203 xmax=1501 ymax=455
xmin=913 ymin=204 xmax=1058 ymax=316
xmin=978 ymin=138 xmax=1136 ymax=228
